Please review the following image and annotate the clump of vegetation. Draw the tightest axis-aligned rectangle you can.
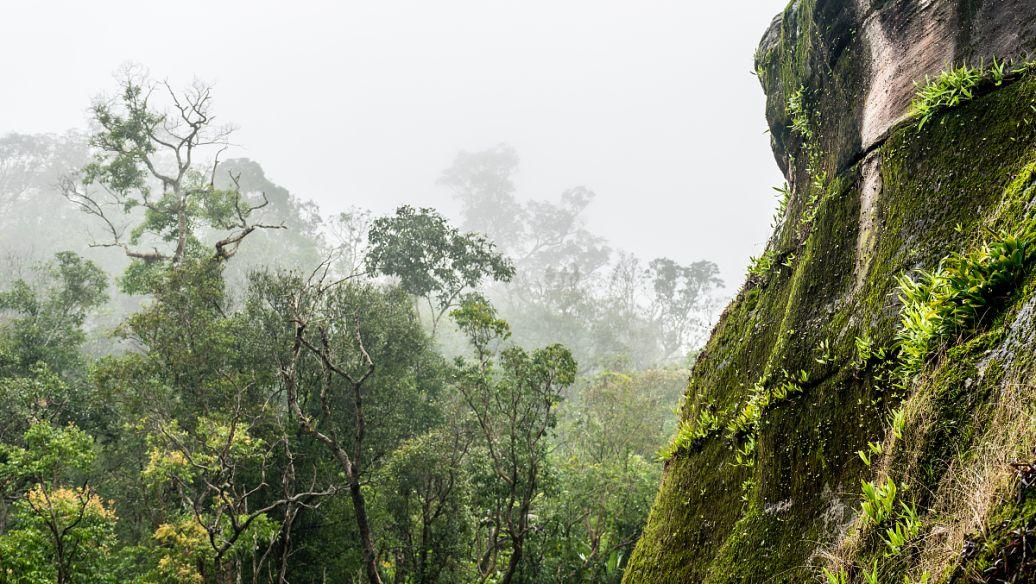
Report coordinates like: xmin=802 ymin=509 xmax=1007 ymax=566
xmin=857 ymin=440 xmax=884 ymax=467
xmin=657 ymin=405 xmax=721 ymax=461
xmin=910 ymin=58 xmax=1036 ymax=130
xmin=786 ymin=86 xmax=828 ymax=232
xmin=771 ymin=182 xmax=792 ymax=228
xmin=851 ymin=332 xmax=888 ymax=370
xmin=889 ymin=406 xmax=906 ymax=440
xmin=883 ymin=502 xmax=921 ymax=555
xmin=726 ymin=369 xmax=808 ymax=438
xmin=860 ymin=477 xmax=898 ymax=525
xmin=821 ymin=566 xmax=849 ymax=584
xmin=788 ymin=87 xmax=826 ymax=191
xmin=814 ymin=338 xmax=834 ymax=365
xmin=747 ymin=247 xmax=778 ymax=280
xmin=895 ymin=225 xmax=1036 ymax=375
xmin=858 ymin=476 xmax=923 ymax=557
xmin=660 ymin=367 xmax=810 ymax=463
xmin=910 ymin=64 xmax=984 ymax=130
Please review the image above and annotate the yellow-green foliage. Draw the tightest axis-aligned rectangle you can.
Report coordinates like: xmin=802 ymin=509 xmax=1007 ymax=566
xmin=860 ymin=477 xmax=897 ymax=525
xmin=895 ymin=224 xmax=1036 ymax=375
xmin=882 ymin=502 xmax=921 ymax=555
xmin=658 ymin=406 xmax=721 ymax=461
xmin=747 ymin=248 xmax=778 ymax=280
xmin=822 ymin=566 xmax=849 ymax=584
xmin=911 ymin=58 xmax=1036 ymax=129
xmin=911 ymin=64 xmax=984 ymax=130
xmin=772 ymin=182 xmax=792 ymax=228
xmin=726 ymin=369 xmax=808 ymax=438
xmin=787 ymin=86 xmax=827 ymax=215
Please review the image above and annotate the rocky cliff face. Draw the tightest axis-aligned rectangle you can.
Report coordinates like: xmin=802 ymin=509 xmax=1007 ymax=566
xmin=624 ymin=1 xmax=1036 ymax=582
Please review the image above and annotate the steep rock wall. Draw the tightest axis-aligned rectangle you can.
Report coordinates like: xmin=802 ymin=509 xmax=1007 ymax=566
xmin=625 ymin=1 xmax=1036 ymax=582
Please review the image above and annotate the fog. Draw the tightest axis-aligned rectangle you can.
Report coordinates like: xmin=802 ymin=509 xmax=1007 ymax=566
xmin=0 ymin=3 xmax=810 ymax=580
xmin=2 ymin=0 xmax=786 ymax=286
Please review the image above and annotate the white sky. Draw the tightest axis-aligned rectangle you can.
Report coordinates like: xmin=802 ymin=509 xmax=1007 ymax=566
xmin=1 ymin=0 xmax=787 ymax=286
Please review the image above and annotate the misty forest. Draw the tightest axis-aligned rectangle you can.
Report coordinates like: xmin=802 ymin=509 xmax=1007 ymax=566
xmin=0 ymin=67 xmax=721 ymax=583
xmin=4 ymin=2 xmax=1036 ymax=584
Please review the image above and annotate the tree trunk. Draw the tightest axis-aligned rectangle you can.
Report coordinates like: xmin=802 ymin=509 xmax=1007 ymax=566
xmin=349 ymin=478 xmax=382 ymax=584
xmin=501 ymin=536 xmax=523 ymax=584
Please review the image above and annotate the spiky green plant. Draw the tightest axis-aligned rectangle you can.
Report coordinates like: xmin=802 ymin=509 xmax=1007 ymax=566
xmin=772 ymin=182 xmax=792 ymax=228
xmin=862 ymin=560 xmax=880 ymax=584
xmin=822 ymin=567 xmax=849 ymax=584
xmin=910 ymin=64 xmax=983 ymax=130
xmin=857 ymin=440 xmax=884 ymax=467
xmin=884 ymin=502 xmax=922 ymax=555
xmin=747 ymin=248 xmax=778 ymax=280
xmin=860 ymin=477 xmax=897 ymax=525
xmin=658 ymin=406 xmax=722 ymax=461
xmin=896 ymin=226 xmax=1036 ymax=374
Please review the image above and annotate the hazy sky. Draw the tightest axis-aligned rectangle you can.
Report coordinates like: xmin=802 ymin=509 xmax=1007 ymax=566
xmin=2 ymin=1 xmax=786 ymax=287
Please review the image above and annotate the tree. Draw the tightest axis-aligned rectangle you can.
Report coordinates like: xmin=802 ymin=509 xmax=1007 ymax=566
xmin=212 ymin=158 xmax=326 ymax=291
xmin=0 ymin=133 xmax=93 ymax=274
xmin=645 ymin=258 xmax=723 ymax=362
xmin=541 ymin=368 xmax=687 ymax=582
xmin=0 ymin=252 xmax=108 ymax=378
xmin=451 ymin=297 xmax=576 ymax=583
xmin=377 ymin=421 xmax=474 ymax=584
xmin=61 ymin=68 xmax=283 ymax=292
xmin=366 ymin=205 xmax=515 ymax=335
xmin=0 ymin=421 xmax=118 ymax=584
xmin=257 ymin=268 xmax=444 ymax=584
xmin=439 ymin=144 xmax=724 ymax=370
xmin=437 ymin=144 xmax=525 ymax=249
xmin=141 ymin=412 xmax=335 ymax=583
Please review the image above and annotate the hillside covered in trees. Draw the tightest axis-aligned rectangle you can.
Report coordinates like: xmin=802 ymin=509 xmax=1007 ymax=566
xmin=5 ymin=1 xmax=1036 ymax=583
xmin=0 ymin=68 xmax=722 ymax=583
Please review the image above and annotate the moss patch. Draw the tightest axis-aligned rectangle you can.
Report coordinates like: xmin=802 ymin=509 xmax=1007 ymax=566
xmin=625 ymin=45 xmax=1036 ymax=584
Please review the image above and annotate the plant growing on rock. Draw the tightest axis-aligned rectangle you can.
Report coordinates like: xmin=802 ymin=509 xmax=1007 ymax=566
xmin=883 ymin=502 xmax=921 ymax=555
xmin=895 ymin=225 xmax=1036 ymax=375
xmin=911 ymin=64 xmax=983 ymax=130
xmin=860 ymin=477 xmax=897 ymax=526
xmin=657 ymin=405 xmax=721 ymax=462
xmin=911 ymin=58 xmax=1036 ymax=130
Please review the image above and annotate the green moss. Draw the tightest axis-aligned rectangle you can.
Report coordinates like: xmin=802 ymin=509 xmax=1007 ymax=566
xmin=626 ymin=53 xmax=1036 ymax=584
xmin=954 ymin=482 xmax=1036 ymax=581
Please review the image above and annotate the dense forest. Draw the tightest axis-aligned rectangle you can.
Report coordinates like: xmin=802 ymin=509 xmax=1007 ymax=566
xmin=0 ymin=69 xmax=723 ymax=583
xmin=8 ymin=2 xmax=1036 ymax=583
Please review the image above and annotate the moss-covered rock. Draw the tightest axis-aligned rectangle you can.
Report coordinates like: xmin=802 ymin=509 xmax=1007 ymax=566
xmin=625 ymin=1 xmax=1036 ymax=581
